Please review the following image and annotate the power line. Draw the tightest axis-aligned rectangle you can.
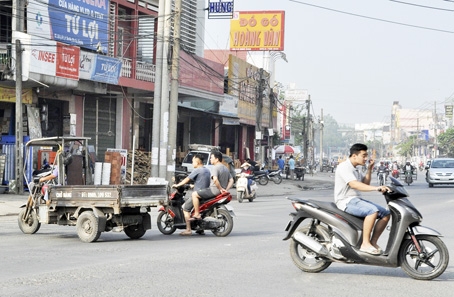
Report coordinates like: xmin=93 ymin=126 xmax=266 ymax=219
xmin=289 ymin=0 xmax=454 ymax=34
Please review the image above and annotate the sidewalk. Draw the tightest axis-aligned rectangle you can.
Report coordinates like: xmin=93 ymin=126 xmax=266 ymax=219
xmin=0 ymin=172 xmax=335 ymax=217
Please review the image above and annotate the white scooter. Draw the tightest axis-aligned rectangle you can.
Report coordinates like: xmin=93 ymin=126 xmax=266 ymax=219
xmin=236 ymin=173 xmax=257 ymax=203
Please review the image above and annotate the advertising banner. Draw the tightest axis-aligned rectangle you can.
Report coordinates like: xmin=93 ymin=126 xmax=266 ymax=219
xmin=27 ymin=0 xmax=109 ymax=53
xmin=91 ymin=55 xmax=123 ymax=84
xmin=0 ymin=88 xmax=33 ymax=104
xmin=56 ymin=42 xmax=80 ymax=80
xmin=230 ymin=11 xmax=285 ymax=51
xmin=30 ymin=36 xmax=57 ymax=77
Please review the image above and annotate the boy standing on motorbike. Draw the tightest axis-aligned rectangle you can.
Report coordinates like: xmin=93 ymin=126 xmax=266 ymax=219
xmin=334 ymin=143 xmax=391 ymax=255
xmin=172 ymin=154 xmax=211 ymax=236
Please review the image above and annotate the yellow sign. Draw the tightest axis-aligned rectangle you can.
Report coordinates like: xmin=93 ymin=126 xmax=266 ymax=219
xmin=0 ymin=87 xmax=33 ymax=104
xmin=230 ymin=11 xmax=285 ymax=51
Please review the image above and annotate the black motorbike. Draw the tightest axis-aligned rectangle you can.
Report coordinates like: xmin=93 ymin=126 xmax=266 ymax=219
xmin=157 ymin=185 xmax=235 ymax=237
xmin=283 ymin=177 xmax=449 ymax=280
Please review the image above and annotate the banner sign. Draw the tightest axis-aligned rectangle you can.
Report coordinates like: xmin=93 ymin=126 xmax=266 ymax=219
xmin=0 ymin=88 xmax=33 ymax=104
xmin=91 ymin=55 xmax=123 ymax=84
xmin=208 ymin=0 xmax=234 ymax=19
xmin=27 ymin=0 xmax=109 ymax=53
xmin=56 ymin=42 xmax=80 ymax=80
xmin=230 ymin=11 xmax=285 ymax=51
xmin=79 ymin=52 xmax=122 ymax=84
xmin=445 ymin=105 xmax=453 ymax=119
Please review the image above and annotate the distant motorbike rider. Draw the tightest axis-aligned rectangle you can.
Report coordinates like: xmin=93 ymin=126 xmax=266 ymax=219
xmin=404 ymin=161 xmax=415 ymax=175
xmin=377 ymin=161 xmax=389 ymax=181
xmin=240 ymin=162 xmax=254 ymax=194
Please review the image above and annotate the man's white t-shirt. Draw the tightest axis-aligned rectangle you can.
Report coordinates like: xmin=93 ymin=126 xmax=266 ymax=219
xmin=334 ymin=158 xmax=364 ymax=211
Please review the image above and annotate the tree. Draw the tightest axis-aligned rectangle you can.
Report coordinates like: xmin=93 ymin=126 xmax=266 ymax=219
xmin=396 ymin=136 xmax=416 ymax=157
xmin=438 ymin=127 xmax=454 ymax=157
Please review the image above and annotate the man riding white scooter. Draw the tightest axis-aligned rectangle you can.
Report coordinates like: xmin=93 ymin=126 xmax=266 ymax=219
xmin=236 ymin=162 xmax=257 ymax=202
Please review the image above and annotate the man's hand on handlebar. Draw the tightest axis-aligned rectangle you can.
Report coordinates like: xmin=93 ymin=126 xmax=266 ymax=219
xmin=377 ymin=186 xmax=391 ymax=193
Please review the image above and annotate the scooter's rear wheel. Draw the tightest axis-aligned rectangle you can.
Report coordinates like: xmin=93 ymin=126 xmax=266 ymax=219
xmin=157 ymin=211 xmax=176 ymax=235
xmin=289 ymin=225 xmax=331 ymax=273
xmin=399 ymin=235 xmax=449 ymax=280
xmin=211 ymin=209 xmax=233 ymax=237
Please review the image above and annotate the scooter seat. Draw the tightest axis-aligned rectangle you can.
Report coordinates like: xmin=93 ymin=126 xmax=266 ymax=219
xmin=307 ymin=199 xmax=364 ymax=230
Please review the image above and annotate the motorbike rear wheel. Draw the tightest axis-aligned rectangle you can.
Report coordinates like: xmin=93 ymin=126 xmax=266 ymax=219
xmin=258 ymin=176 xmax=268 ymax=186
xmin=211 ymin=209 xmax=233 ymax=237
xmin=273 ymin=174 xmax=283 ymax=184
xmin=399 ymin=235 xmax=449 ymax=280
xmin=289 ymin=225 xmax=332 ymax=273
xmin=157 ymin=211 xmax=176 ymax=235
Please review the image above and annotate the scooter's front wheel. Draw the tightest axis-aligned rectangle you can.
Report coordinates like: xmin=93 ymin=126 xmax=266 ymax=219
xmin=399 ymin=235 xmax=449 ymax=280
xmin=237 ymin=191 xmax=244 ymax=203
xmin=289 ymin=225 xmax=331 ymax=273
xmin=157 ymin=211 xmax=176 ymax=235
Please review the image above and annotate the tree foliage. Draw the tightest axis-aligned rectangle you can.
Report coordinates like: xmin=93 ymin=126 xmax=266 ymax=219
xmin=396 ymin=136 xmax=416 ymax=157
xmin=438 ymin=127 xmax=454 ymax=157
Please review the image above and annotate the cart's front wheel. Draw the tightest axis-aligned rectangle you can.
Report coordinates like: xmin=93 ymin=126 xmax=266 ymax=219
xmin=76 ymin=211 xmax=101 ymax=243
xmin=18 ymin=208 xmax=41 ymax=234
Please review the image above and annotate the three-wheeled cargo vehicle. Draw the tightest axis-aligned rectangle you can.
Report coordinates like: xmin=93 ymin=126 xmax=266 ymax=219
xmin=18 ymin=137 xmax=168 ymax=242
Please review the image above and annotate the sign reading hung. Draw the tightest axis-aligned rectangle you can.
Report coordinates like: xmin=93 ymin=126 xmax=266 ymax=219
xmin=27 ymin=0 xmax=109 ymax=53
xmin=208 ymin=0 xmax=234 ymax=19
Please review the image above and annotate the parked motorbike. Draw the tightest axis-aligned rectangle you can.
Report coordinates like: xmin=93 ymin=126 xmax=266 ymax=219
xmin=267 ymin=169 xmax=283 ymax=184
xmin=236 ymin=173 xmax=257 ymax=203
xmin=283 ymin=176 xmax=449 ymax=280
xmin=404 ymin=170 xmax=413 ymax=186
xmin=252 ymin=170 xmax=269 ymax=186
xmin=157 ymin=185 xmax=235 ymax=236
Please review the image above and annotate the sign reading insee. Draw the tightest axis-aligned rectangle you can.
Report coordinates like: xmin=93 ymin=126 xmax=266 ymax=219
xmin=230 ymin=11 xmax=285 ymax=51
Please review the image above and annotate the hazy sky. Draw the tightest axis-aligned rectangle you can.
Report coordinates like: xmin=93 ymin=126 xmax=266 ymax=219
xmin=202 ymin=0 xmax=454 ymax=125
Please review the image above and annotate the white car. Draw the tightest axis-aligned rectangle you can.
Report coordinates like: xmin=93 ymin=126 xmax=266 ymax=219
xmin=425 ymin=158 xmax=454 ymax=187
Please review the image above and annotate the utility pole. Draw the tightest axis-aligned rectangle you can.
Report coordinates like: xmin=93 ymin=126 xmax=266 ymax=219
xmin=167 ymin=0 xmax=182 ymax=182
xmin=255 ymin=68 xmax=264 ymax=162
xmin=434 ymin=101 xmax=438 ymax=158
xmin=158 ymin=0 xmax=172 ymax=177
xmin=304 ymin=95 xmax=311 ymax=166
xmin=15 ymin=0 xmax=25 ymax=194
xmin=319 ymin=108 xmax=323 ymax=167
xmin=151 ymin=0 xmax=166 ymax=177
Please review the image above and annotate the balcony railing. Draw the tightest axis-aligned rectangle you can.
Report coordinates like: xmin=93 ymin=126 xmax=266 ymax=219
xmin=0 ymin=43 xmax=11 ymax=74
xmin=120 ymin=58 xmax=156 ymax=83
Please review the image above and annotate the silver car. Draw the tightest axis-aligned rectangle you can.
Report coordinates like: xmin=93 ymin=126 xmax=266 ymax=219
xmin=425 ymin=158 xmax=454 ymax=187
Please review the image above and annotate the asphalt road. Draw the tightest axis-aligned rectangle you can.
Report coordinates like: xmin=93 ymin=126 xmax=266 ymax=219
xmin=1 ymin=173 xmax=453 ymax=297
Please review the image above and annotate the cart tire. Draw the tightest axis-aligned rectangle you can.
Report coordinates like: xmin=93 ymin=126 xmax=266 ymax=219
xmin=76 ymin=211 xmax=101 ymax=243
xmin=124 ymin=224 xmax=146 ymax=239
xmin=18 ymin=208 xmax=41 ymax=234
